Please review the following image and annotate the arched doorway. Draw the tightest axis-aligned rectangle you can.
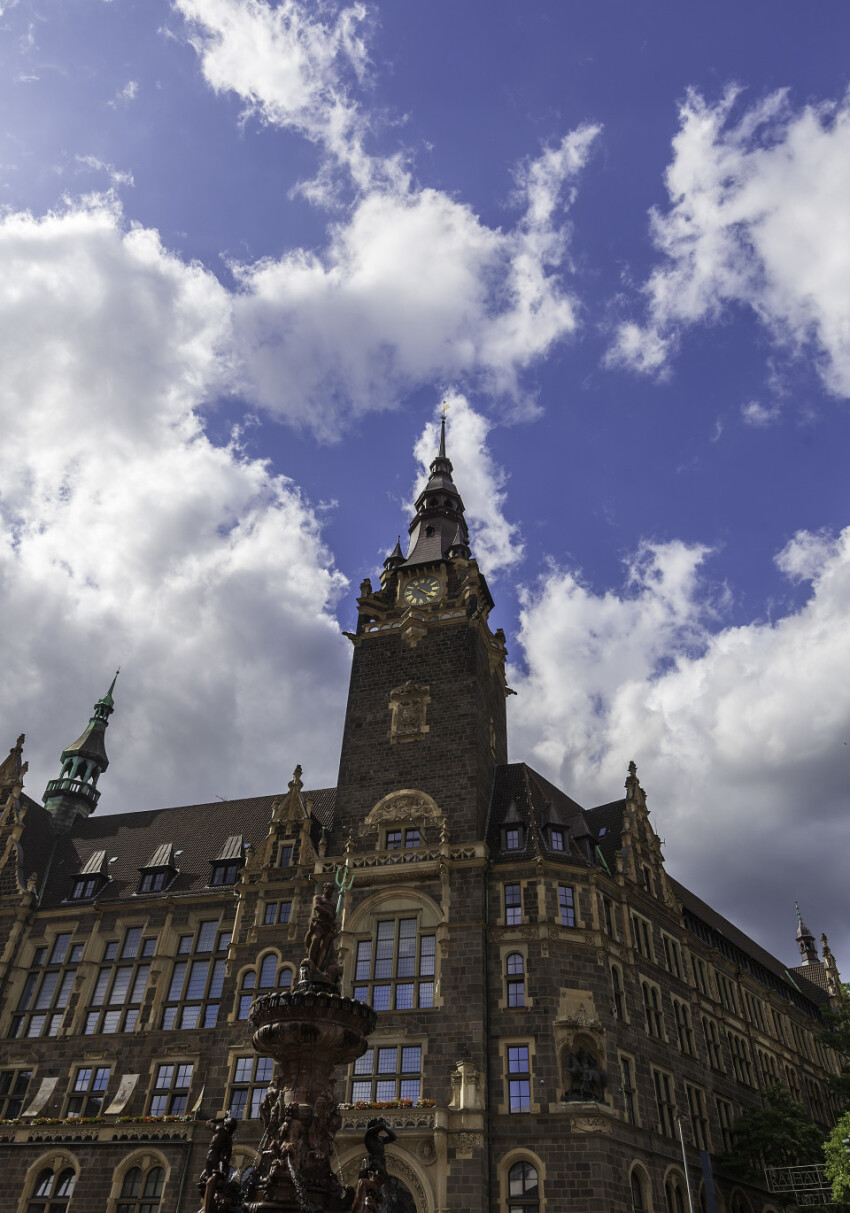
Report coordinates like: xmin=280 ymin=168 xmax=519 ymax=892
xmin=383 ymin=1176 xmax=417 ymax=1213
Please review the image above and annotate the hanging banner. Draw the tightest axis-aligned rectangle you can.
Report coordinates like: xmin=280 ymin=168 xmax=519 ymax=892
xmin=22 ymin=1076 xmax=58 ymax=1117
xmin=104 ymin=1074 xmax=139 ymax=1114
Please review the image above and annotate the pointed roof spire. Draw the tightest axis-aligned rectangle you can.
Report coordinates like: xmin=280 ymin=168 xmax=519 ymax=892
xmin=403 ymin=406 xmax=471 ymax=567
xmin=795 ymin=902 xmax=818 ymax=965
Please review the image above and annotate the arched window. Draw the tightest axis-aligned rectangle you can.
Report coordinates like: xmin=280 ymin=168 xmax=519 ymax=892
xmin=506 ymin=954 xmax=525 ymax=1007
xmin=237 ymin=956 xmax=294 ymax=1018
xmin=665 ymin=1176 xmax=686 ymax=1213
xmin=730 ymin=1194 xmax=752 ymax=1213
xmin=117 ymin=1164 xmax=165 ymax=1212
xmin=353 ymin=916 xmax=436 ymax=1011
xmin=631 ymin=1168 xmax=648 ymax=1211
xmin=27 ymin=1166 xmax=76 ymax=1212
xmin=508 ymin=1161 xmax=539 ymax=1212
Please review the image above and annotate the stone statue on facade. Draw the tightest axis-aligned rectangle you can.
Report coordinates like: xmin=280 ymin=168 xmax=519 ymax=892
xmin=301 ymin=881 xmax=340 ymax=982
xmin=561 ymin=1047 xmax=606 ymax=1102
xmin=198 ymin=1113 xmax=239 ymax=1212
xmin=363 ymin=1117 xmax=396 ymax=1175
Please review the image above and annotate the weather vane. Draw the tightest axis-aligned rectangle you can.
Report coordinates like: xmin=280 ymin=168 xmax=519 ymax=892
xmin=440 ymin=399 xmax=450 ymax=417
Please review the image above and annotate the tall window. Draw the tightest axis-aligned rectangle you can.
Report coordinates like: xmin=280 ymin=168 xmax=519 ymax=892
xmin=631 ymin=914 xmax=652 ymax=959
xmin=507 ymin=1046 xmax=531 ymax=1113
xmin=673 ymin=1000 xmax=694 ymax=1055
xmin=26 ymin=1167 xmax=76 ymax=1212
xmin=237 ymin=955 xmax=294 ymax=1020
xmin=686 ymin=1083 xmax=709 ymax=1150
xmin=506 ymin=954 xmax=525 ymax=1007
xmin=351 ymin=1045 xmax=423 ymax=1103
xmin=67 ymin=1066 xmax=110 ymax=1116
xmin=716 ymin=1097 xmax=734 ymax=1152
xmin=117 ymin=1164 xmax=165 ymax=1213
xmin=558 ymin=885 xmax=576 ymax=927
xmin=653 ymin=1067 xmax=676 ymax=1136
xmin=665 ymin=1177 xmax=686 ymax=1213
xmin=642 ymin=982 xmax=664 ymax=1037
xmin=662 ymin=934 xmax=683 ymax=978
xmin=0 ymin=1067 xmax=31 ymax=1117
xmin=353 ymin=918 xmax=435 ymax=1011
xmin=716 ymin=970 xmax=738 ymax=1015
xmin=85 ymin=928 xmax=157 ymax=1035
xmin=602 ymin=897 xmax=615 ymax=937
xmin=505 ymin=884 xmax=522 ymax=925
xmin=620 ymin=1055 xmax=637 ymax=1125
xmin=149 ymin=1063 xmax=193 ymax=1115
xmin=508 ymin=1161 xmax=539 ymax=1212
xmin=702 ymin=1016 xmax=724 ymax=1071
xmin=692 ymin=955 xmax=711 ymax=997
xmin=11 ymin=934 xmax=83 ymax=1039
xmin=631 ymin=1169 xmax=647 ymax=1211
xmin=612 ymin=965 xmax=625 ymax=1021
xmin=729 ymin=1032 xmax=753 ymax=1086
xmin=228 ymin=1056 xmax=274 ymax=1119
xmin=161 ymin=921 xmax=230 ymax=1030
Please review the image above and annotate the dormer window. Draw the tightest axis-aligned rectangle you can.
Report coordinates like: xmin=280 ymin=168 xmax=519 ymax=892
xmin=501 ymin=800 xmax=525 ymax=852
xmin=138 ymin=843 xmax=177 ymax=895
xmin=505 ymin=828 xmax=522 ymax=850
xmin=278 ymin=842 xmax=297 ymax=868
xmin=549 ymin=828 xmax=565 ymax=852
xmin=208 ymin=835 xmax=245 ymax=888
xmin=68 ymin=850 xmax=108 ymax=901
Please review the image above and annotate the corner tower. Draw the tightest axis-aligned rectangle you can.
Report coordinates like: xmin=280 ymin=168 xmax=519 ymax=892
xmin=42 ymin=673 xmax=118 ymax=834
xmin=335 ymin=416 xmax=510 ymax=842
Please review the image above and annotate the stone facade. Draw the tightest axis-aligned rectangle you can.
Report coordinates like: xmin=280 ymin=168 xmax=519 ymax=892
xmin=0 ymin=431 xmax=842 ymax=1213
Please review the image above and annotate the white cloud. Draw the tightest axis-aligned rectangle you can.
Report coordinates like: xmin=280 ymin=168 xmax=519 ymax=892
xmin=178 ymin=0 xmax=600 ymax=434
xmin=510 ymin=530 xmax=850 ymax=972
xmin=76 ymin=154 xmax=134 ymax=188
xmin=410 ymin=393 xmax=523 ymax=577
xmin=0 ymin=196 xmax=350 ymax=813
xmin=108 ymin=80 xmax=139 ymax=108
xmin=608 ymin=87 xmax=850 ymax=403
xmin=741 ymin=400 xmax=779 ymax=428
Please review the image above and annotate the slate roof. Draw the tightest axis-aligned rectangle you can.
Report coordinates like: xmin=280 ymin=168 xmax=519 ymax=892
xmin=23 ymin=788 xmax=335 ymax=909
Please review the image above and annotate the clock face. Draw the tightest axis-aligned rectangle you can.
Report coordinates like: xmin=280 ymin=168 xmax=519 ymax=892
xmin=403 ymin=575 xmax=441 ymax=606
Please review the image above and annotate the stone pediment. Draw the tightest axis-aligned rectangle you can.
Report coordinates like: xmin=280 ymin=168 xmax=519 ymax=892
xmin=359 ymin=789 xmax=445 ymax=835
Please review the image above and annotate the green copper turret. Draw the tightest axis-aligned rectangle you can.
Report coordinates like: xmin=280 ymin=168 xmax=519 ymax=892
xmin=43 ymin=672 xmax=118 ymax=834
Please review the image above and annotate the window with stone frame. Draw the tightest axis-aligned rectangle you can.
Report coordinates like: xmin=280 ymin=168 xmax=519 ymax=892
xmin=702 ymin=1016 xmax=725 ymax=1072
xmin=353 ymin=917 xmax=435 ymax=1011
xmin=237 ymin=953 xmax=295 ymax=1020
xmin=350 ymin=1044 xmax=423 ymax=1103
xmin=558 ymin=884 xmax=576 ymax=927
xmin=25 ymin=1165 xmax=76 ymax=1212
xmin=66 ymin=1065 xmax=111 ymax=1117
xmin=0 ymin=1066 xmax=32 ymax=1117
xmin=507 ymin=1161 xmax=540 ymax=1212
xmin=692 ymin=955 xmax=712 ymax=997
xmin=148 ymin=1062 xmax=194 ymax=1115
xmin=665 ymin=1175 xmax=687 ymax=1213
xmin=715 ymin=969 xmax=739 ymax=1015
xmin=161 ymin=920 xmax=231 ymax=1030
xmin=686 ymin=1082 xmax=710 ymax=1150
xmin=673 ymin=999 xmax=695 ymax=1056
xmin=652 ymin=1067 xmax=676 ymax=1136
xmin=384 ymin=827 xmax=421 ymax=850
xmin=504 ymin=883 xmax=522 ymax=925
xmin=506 ymin=1045 xmax=532 ymax=1113
xmin=630 ymin=1167 xmax=648 ymax=1211
xmin=785 ymin=1065 xmax=801 ymax=1101
xmin=619 ymin=1054 xmax=637 ymax=1125
xmin=9 ymin=933 xmax=84 ymax=1039
xmin=84 ymin=927 xmax=157 ymax=1035
xmin=506 ymin=953 xmax=526 ymax=1008
xmin=611 ymin=964 xmax=626 ymax=1021
xmin=262 ymin=900 xmax=292 ymax=926
xmin=758 ymin=1049 xmax=780 ymax=1086
xmin=642 ymin=981 xmax=664 ymax=1038
xmin=277 ymin=841 xmax=298 ymax=868
xmin=631 ymin=913 xmax=653 ymax=960
xmin=602 ymin=896 xmax=616 ymax=938
xmin=728 ymin=1032 xmax=753 ymax=1086
xmin=716 ymin=1097 xmax=735 ymax=1152
xmin=228 ymin=1055 xmax=275 ymax=1119
xmin=116 ymin=1163 xmax=165 ymax=1213
xmin=661 ymin=933 xmax=683 ymax=979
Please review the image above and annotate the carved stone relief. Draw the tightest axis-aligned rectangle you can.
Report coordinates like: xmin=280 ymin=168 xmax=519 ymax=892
xmin=389 ymin=681 xmax=431 ymax=744
xmin=360 ymin=789 xmax=445 ymax=836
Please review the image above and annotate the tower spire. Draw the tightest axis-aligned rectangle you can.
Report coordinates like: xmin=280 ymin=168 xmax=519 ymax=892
xmin=43 ymin=672 xmax=119 ymax=834
xmin=402 ymin=409 xmax=471 ymax=567
xmin=795 ymin=902 xmax=818 ymax=966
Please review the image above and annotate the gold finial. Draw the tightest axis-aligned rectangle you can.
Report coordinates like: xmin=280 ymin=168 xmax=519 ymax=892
xmin=440 ymin=399 xmax=450 ymax=417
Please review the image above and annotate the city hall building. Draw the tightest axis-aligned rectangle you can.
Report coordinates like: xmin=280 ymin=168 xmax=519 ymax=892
xmin=0 ymin=424 xmax=844 ymax=1213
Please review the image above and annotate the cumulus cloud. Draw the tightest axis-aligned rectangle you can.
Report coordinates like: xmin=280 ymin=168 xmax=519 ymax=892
xmin=410 ymin=393 xmax=523 ymax=577
xmin=0 ymin=196 xmax=350 ymax=813
xmin=108 ymin=80 xmax=139 ymax=108
xmin=179 ymin=0 xmax=600 ymax=434
xmin=608 ymin=87 xmax=850 ymax=403
xmin=510 ymin=532 xmax=850 ymax=971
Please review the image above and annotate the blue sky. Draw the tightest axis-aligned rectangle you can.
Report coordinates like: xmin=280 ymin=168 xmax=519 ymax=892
xmin=1 ymin=0 xmax=849 ymax=975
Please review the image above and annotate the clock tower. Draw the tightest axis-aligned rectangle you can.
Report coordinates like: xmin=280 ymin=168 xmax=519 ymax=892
xmin=334 ymin=416 xmax=511 ymax=843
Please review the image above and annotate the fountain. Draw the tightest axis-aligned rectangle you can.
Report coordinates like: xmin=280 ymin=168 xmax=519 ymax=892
xmin=197 ymin=873 xmax=381 ymax=1213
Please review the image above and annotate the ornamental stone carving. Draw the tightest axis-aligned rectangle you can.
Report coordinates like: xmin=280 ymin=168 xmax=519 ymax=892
xmin=389 ymin=681 xmax=431 ymax=743
xmin=360 ymin=789 xmax=445 ymax=836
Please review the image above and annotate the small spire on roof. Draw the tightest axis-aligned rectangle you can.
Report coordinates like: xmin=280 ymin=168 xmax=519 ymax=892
xmin=795 ymin=902 xmax=818 ymax=965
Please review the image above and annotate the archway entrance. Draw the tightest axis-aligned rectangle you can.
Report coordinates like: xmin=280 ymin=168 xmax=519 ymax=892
xmin=383 ymin=1176 xmax=417 ymax=1213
